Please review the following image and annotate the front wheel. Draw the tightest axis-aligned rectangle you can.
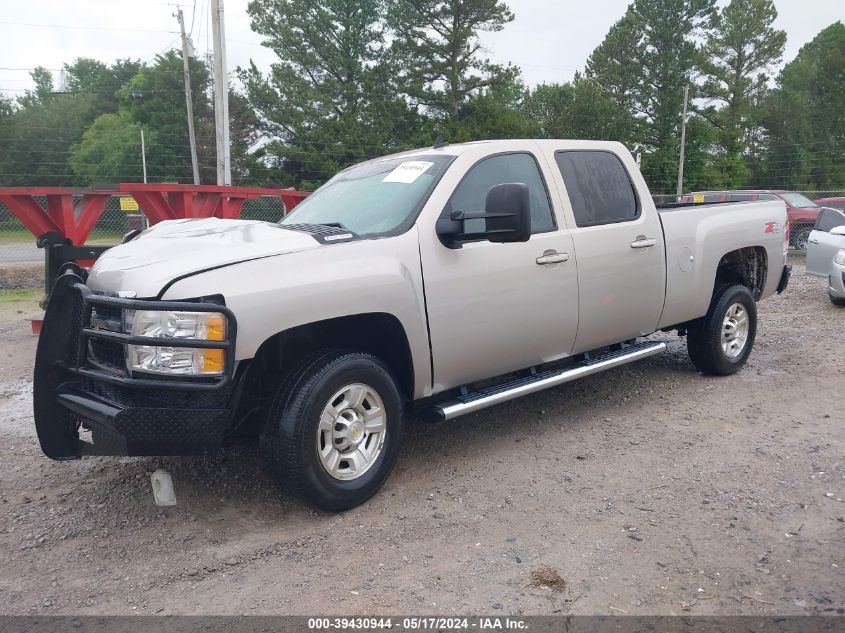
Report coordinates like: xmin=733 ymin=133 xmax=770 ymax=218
xmin=263 ymin=350 xmax=404 ymax=511
xmin=687 ymin=284 xmax=757 ymax=376
xmin=831 ymin=292 xmax=845 ymax=307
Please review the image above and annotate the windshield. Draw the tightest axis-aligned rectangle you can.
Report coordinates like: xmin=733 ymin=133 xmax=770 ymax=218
xmin=779 ymin=192 xmax=817 ymax=208
xmin=280 ymin=154 xmax=454 ymax=236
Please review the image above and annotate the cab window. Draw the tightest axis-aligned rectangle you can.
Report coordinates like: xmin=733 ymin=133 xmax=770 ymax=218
xmin=555 ymin=151 xmax=640 ymax=227
xmin=446 ymin=153 xmax=555 ymax=234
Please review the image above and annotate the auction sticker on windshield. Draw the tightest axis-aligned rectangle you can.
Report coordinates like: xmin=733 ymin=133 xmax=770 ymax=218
xmin=382 ymin=161 xmax=434 ymax=183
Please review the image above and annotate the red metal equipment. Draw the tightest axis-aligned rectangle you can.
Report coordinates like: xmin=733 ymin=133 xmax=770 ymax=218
xmin=0 ymin=184 xmax=310 ymax=333
xmin=0 ymin=187 xmax=113 ymax=245
xmin=0 ymin=185 xmax=310 ymax=243
xmin=119 ymin=184 xmax=309 ymax=224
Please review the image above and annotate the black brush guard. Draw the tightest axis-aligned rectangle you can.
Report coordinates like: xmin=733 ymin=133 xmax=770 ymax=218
xmin=33 ymin=273 xmax=238 ymax=459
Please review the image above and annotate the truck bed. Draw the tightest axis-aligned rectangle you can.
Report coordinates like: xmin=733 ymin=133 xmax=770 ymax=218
xmin=656 ymin=199 xmax=788 ymax=330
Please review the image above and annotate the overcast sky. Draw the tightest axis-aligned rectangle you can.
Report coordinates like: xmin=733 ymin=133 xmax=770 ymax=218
xmin=0 ymin=0 xmax=842 ymax=96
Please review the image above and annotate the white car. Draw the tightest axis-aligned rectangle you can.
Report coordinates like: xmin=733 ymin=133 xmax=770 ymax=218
xmin=806 ymin=207 xmax=845 ymax=306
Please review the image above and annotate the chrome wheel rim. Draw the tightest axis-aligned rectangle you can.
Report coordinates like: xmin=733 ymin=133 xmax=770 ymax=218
xmin=316 ymin=383 xmax=386 ymax=481
xmin=721 ymin=302 xmax=749 ymax=359
xmin=795 ymin=229 xmax=810 ymax=251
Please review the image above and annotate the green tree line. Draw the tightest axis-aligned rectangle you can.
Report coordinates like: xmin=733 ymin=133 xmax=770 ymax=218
xmin=0 ymin=0 xmax=842 ymax=194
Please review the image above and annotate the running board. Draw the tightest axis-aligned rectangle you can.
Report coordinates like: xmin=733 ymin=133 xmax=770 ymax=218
xmin=423 ymin=341 xmax=666 ymax=422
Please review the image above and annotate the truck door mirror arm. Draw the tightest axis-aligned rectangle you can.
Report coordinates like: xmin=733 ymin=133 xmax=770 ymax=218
xmin=436 ymin=182 xmax=532 ymax=247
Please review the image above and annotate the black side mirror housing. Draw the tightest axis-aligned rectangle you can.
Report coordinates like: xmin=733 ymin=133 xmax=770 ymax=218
xmin=482 ymin=182 xmax=531 ymax=243
xmin=436 ymin=182 xmax=532 ymax=245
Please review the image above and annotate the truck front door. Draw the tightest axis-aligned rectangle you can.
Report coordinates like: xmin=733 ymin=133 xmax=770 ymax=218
xmin=419 ymin=150 xmax=579 ymax=392
xmin=551 ymin=149 xmax=666 ymax=353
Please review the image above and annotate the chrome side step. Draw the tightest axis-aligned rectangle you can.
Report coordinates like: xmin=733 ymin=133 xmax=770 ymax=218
xmin=424 ymin=341 xmax=666 ymax=422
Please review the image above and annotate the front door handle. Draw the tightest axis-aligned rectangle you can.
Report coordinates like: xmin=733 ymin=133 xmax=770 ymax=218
xmin=630 ymin=237 xmax=657 ymax=249
xmin=536 ymin=250 xmax=570 ymax=265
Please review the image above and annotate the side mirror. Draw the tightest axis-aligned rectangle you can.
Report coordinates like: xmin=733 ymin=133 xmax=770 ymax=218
xmin=831 ymin=225 xmax=845 ymax=236
xmin=436 ymin=182 xmax=532 ymax=245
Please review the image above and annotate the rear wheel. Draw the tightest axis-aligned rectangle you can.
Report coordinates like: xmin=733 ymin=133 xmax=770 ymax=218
xmin=687 ymin=284 xmax=757 ymax=376
xmin=262 ymin=350 xmax=404 ymax=511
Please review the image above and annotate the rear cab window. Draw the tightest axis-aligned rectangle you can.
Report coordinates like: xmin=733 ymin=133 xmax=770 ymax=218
xmin=554 ymin=151 xmax=639 ymax=227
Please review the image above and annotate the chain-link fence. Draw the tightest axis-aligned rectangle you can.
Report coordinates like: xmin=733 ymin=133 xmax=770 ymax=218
xmin=1 ymin=190 xmax=843 ymax=293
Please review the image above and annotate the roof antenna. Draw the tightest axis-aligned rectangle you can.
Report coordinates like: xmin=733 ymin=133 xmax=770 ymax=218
xmin=433 ymin=135 xmax=449 ymax=149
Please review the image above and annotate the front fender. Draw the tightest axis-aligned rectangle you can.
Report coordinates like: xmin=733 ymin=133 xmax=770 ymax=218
xmin=160 ymin=227 xmax=432 ymax=397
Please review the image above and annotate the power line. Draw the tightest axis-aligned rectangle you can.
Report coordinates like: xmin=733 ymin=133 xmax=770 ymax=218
xmin=0 ymin=87 xmax=191 ymax=94
xmin=189 ymin=0 xmax=199 ymax=37
xmin=0 ymin=67 xmax=64 ymax=72
xmin=0 ymin=20 xmax=177 ymax=34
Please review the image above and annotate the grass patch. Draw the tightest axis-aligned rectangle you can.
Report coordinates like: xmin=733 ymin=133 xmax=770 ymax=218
xmin=0 ymin=288 xmax=43 ymax=321
xmin=0 ymin=288 xmax=42 ymax=303
xmin=0 ymin=229 xmax=36 ymax=245
xmin=0 ymin=229 xmax=123 ymax=246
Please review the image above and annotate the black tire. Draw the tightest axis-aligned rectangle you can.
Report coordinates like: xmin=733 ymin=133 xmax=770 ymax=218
xmin=830 ymin=293 xmax=845 ymax=307
xmin=687 ymin=284 xmax=757 ymax=376
xmin=262 ymin=350 xmax=404 ymax=511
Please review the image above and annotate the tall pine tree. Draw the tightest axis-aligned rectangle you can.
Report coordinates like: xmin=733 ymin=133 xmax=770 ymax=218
xmin=699 ymin=0 xmax=785 ymax=187
xmin=760 ymin=22 xmax=845 ymax=189
xmin=243 ymin=0 xmax=420 ymax=188
xmin=587 ymin=0 xmax=715 ymax=192
xmin=388 ymin=0 xmax=516 ymax=133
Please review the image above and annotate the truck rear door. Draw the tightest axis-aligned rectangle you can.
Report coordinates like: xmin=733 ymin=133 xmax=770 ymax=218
xmin=806 ymin=208 xmax=845 ymax=277
xmin=550 ymin=149 xmax=666 ymax=352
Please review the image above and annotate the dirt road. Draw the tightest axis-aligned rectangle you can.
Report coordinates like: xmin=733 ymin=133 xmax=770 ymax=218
xmin=1 ymin=258 xmax=843 ymax=616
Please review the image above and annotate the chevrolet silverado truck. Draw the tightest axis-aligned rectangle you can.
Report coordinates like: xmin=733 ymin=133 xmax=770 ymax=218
xmin=34 ymin=140 xmax=792 ymax=510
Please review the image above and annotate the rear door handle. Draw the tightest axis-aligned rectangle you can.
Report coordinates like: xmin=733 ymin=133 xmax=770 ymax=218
xmin=630 ymin=237 xmax=657 ymax=249
xmin=808 ymin=238 xmax=819 ymax=244
xmin=536 ymin=250 xmax=570 ymax=265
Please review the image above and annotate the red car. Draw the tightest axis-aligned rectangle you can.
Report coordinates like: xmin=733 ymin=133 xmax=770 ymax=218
xmin=680 ymin=190 xmax=821 ymax=251
xmin=815 ymin=197 xmax=845 ymax=211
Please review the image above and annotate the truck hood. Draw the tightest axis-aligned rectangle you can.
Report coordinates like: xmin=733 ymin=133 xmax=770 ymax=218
xmin=87 ymin=218 xmax=320 ymax=297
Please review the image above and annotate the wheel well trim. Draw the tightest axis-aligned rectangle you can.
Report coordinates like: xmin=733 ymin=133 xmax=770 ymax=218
xmin=250 ymin=312 xmax=417 ymax=401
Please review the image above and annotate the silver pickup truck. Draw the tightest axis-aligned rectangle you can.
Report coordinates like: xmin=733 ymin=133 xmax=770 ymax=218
xmin=34 ymin=140 xmax=791 ymax=510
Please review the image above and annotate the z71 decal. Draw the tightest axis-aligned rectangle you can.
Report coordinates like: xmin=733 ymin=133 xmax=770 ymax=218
xmin=764 ymin=221 xmax=782 ymax=234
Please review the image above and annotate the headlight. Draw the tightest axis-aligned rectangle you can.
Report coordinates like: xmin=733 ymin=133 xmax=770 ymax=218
xmin=835 ymin=250 xmax=845 ymax=266
xmin=125 ymin=310 xmax=227 ymax=375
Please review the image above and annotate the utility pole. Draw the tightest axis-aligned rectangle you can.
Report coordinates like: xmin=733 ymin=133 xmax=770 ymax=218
xmin=140 ymin=129 xmax=147 ymax=184
xmin=211 ymin=0 xmax=231 ymax=185
xmin=676 ymin=84 xmax=689 ymax=199
xmin=176 ymin=8 xmax=200 ymax=185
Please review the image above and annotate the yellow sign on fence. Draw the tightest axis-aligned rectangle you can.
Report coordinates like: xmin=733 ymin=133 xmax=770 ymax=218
xmin=119 ymin=196 xmax=139 ymax=212
xmin=692 ymin=193 xmax=705 ymax=204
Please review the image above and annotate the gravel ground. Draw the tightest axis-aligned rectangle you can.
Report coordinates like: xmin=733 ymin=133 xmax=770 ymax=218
xmin=0 ymin=263 xmax=44 ymax=291
xmin=0 ymin=243 xmax=41 ymax=263
xmin=0 ymin=257 xmax=842 ymax=616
